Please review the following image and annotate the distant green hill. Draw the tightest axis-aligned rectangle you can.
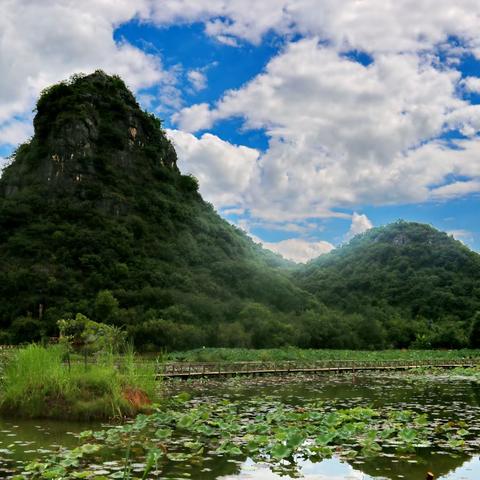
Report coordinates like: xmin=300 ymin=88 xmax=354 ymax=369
xmin=295 ymin=221 xmax=480 ymax=348
xmin=0 ymin=71 xmax=315 ymax=348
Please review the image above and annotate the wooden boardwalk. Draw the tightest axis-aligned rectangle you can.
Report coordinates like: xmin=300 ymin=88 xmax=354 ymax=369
xmin=159 ymin=359 xmax=479 ymax=379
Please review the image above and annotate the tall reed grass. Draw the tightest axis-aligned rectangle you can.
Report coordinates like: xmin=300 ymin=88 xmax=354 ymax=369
xmin=0 ymin=344 xmax=158 ymax=420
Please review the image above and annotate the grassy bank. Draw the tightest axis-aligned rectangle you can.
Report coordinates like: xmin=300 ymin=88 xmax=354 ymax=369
xmin=167 ymin=347 xmax=480 ymax=363
xmin=0 ymin=344 xmax=157 ymax=420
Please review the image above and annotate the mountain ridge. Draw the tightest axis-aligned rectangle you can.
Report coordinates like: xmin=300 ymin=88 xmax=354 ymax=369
xmin=1 ymin=71 xmax=479 ymax=350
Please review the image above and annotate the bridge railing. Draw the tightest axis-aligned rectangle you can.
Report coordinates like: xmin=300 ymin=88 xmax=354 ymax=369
xmin=159 ymin=357 xmax=480 ymax=376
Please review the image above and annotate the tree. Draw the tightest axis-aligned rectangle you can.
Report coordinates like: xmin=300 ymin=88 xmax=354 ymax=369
xmin=10 ymin=316 xmax=43 ymax=343
xmin=94 ymin=290 xmax=119 ymax=323
xmin=470 ymin=312 xmax=480 ymax=348
xmin=57 ymin=313 xmax=126 ymax=359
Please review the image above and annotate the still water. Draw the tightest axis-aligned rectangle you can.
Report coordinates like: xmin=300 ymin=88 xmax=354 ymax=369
xmin=1 ymin=372 xmax=479 ymax=479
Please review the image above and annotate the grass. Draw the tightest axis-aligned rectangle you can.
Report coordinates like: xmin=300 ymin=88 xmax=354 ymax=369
xmin=0 ymin=344 xmax=158 ymax=420
xmin=166 ymin=347 xmax=480 ymax=363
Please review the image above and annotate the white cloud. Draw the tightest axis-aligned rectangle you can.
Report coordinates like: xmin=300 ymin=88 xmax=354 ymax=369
xmin=172 ymin=103 xmax=213 ymax=132
xmin=232 ymin=218 xmax=334 ymax=262
xmin=447 ymin=229 xmax=475 ymax=246
xmin=149 ymin=1 xmax=290 ymax=45
xmin=149 ymin=1 xmax=480 ymax=55
xmin=463 ymin=76 xmax=480 ymax=93
xmin=446 ymin=104 xmax=480 ymax=137
xmin=345 ymin=213 xmax=373 ymax=241
xmin=152 ymin=1 xmax=480 ymax=225
xmin=0 ymin=119 xmax=33 ymax=146
xmin=174 ymin=38 xmax=480 ymax=220
xmin=187 ymin=70 xmax=207 ymax=91
xmin=260 ymin=237 xmax=334 ymax=263
xmin=221 ymin=207 xmax=245 ymax=216
xmin=431 ymin=180 xmax=480 ymax=199
xmin=215 ymin=35 xmax=239 ymax=47
xmin=167 ymin=129 xmax=259 ymax=207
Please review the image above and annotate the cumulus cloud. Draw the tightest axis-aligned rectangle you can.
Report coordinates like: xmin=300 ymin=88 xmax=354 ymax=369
xmin=233 ymin=217 xmax=334 ymax=262
xmin=154 ymin=1 xmax=480 ymax=225
xmin=221 ymin=207 xmax=245 ymax=216
xmin=172 ymin=103 xmax=213 ymax=132
xmin=463 ymin=77 xmax=480 ymax=93
xmin=187 ymin=70 xmax=207 ymax=91
xmin=0 ymin=119 xmax=33 ymax=146
xmin=431 ymin=180 xmax=480 ymax=199
xmin=149 ymin=0 xmax=480 ymax=55
xmin=345 ymin=213 xmax=373 ymax=241
xmin=260 ymin=238 xmax=334 ymax=263
xmin=174 ymin=38 xmax=480 ymax=220
xmin=167 ymin=129 xmax=259 ymax=207
xmin=149 ymin=1 xmax=289 ymax=45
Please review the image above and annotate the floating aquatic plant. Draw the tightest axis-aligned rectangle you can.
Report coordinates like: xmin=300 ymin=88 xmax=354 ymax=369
xmin=8 ymin=386 xmax=480 ymax=479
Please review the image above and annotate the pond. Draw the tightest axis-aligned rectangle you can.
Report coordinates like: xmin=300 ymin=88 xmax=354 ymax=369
xmin=0 ymin=418 xmax=100 ymax=477
xmin=2 ymin=372 xmax=480 ymax=479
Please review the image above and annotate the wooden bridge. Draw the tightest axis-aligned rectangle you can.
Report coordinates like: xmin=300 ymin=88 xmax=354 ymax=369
xmin=159 ymin=358 xmax=480 ymax=379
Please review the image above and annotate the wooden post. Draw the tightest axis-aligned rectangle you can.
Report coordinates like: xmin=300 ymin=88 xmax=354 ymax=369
xmin=426 ymin=472 xmax=434 ymax=480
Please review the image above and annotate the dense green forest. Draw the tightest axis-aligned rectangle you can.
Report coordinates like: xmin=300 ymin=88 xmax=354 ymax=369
xmin=296 ymin=221 xmax=480 ymax=349
xmin=0 ymin=71 xmax=479 ymax=350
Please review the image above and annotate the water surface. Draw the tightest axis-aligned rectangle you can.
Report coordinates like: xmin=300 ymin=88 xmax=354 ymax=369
xmin=2 ymin=372 xmax=480 ymax=479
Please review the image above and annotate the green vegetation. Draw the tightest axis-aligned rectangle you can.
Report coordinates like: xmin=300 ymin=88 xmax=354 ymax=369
xmin=15 ymin=385 xmax=480 ymax=479
xmin=167 ymin=347 xmax=480 ymax=363
xmin=0 ymin=72 xmax=479 ymax=351
xmin=296 ymin=220 xmax=480 ymax=349
xmin=0 ymin=344 xmax=156 ymax=420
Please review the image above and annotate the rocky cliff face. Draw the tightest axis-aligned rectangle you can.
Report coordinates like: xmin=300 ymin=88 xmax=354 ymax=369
xmin=1 ymin=71 xmax=177 ymax=202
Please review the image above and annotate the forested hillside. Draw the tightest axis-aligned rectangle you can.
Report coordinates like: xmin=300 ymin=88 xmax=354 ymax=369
xmin=1 ymin=72 xmax=479 ymax=350
xmin=296 ymin=221 xmax=480 ymax=348
xmin=0 ymin=71 xmax=316 ymax=349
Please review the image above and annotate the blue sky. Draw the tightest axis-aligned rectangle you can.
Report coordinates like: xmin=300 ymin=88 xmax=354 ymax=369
xmin=1 ymin=1 xmax=480 ymax=261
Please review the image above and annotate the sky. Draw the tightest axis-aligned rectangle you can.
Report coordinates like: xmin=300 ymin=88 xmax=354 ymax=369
xmin=1 ymin=1 xmax=480 ymax=262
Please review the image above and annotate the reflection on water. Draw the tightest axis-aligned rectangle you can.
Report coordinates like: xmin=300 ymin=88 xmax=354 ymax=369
xmin=0 ymin=417 xmax=98 ymax=477
xmin=1 ymin=372 xmax=480 ymax=479
xmin=218 ymin=456 xmax=480 ymax=480
xmin=220 ymin=458 xmax=368 ymax=479
xmin=438 ymin=457 xmax=480 ymax=479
